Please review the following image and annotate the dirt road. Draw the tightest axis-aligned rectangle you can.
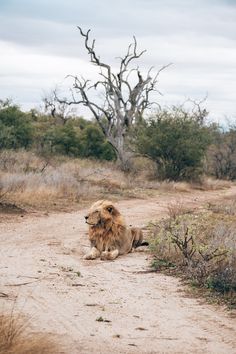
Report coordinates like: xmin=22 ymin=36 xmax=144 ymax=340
xmin=1 ymin=187 xmax=236 ymax=353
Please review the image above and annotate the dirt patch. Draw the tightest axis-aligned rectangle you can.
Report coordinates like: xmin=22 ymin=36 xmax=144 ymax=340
xmin=0 ymin=187 xmax=236 ymax=353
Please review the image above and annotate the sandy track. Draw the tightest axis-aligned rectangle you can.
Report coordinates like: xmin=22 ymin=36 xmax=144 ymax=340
xmin=1 ymin=187 xmax=236 ymax=353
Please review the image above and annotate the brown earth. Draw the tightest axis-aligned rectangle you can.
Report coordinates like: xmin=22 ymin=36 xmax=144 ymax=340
xmin=0 ymin=187 xmax=236 ymax=354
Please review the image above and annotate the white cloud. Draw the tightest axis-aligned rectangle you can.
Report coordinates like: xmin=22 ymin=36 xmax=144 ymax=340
xmin=0 ymin=0 xmax=235 ymax=122
xmin=0 ymin=40 xmax=98 ymax=111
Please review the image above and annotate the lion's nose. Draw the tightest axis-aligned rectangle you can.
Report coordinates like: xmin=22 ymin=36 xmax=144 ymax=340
xmin=85 ymin=216 xmax=88 ymax=220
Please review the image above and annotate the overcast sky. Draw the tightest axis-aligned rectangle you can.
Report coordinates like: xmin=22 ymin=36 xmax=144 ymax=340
xmin=0 ymin=0 xmax=235 ymax=122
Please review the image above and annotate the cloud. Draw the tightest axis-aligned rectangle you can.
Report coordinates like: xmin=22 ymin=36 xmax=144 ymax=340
xmin=0 ymin=0 xmax=235 ymax=121
xmin=1 ymin=0 xmax=236 ymax=56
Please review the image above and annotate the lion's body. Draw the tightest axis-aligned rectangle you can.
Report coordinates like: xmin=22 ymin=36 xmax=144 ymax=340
xmin=84 ymin=200 xmax=144 ymax=260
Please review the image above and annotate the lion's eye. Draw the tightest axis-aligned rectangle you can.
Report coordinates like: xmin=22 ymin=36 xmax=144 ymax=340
xmin=107 ymin=207 xmax=113 ymax=213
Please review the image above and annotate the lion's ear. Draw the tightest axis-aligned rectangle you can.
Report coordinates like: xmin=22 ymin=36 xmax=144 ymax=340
xmin=107 ymin=205 xmax=120 ymax=216
xmin=107 ymin=206 xmax=113 ymax=213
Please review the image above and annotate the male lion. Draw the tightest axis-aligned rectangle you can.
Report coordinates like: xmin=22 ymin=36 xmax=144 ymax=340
xmin=83 ymin=200 xmax=145 ymax=261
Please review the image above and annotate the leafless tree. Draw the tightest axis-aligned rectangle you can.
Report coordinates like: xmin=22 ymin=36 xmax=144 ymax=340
xmin=55 ymin=26 xmax=170 ymax=169
xmin=43 ymin=91 xmax=76 ymax=125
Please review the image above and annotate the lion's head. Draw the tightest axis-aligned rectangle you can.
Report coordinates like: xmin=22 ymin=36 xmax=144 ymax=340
xmin=84 ymin=200 xmax=121 ymax=227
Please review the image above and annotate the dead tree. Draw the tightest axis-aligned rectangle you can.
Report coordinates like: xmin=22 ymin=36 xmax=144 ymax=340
xmin=56 ymin=27 xmax=170 ymax=169
xmin=43 ymin=91 xmax=76 ymax=125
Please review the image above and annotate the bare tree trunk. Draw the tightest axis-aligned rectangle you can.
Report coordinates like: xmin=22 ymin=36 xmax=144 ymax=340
xmin=106 ymin=134 xmax=129 ymax=170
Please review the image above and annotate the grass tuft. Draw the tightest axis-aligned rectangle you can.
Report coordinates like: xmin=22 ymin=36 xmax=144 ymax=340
xmin=0 ymin=313 xmax=59 ymax=354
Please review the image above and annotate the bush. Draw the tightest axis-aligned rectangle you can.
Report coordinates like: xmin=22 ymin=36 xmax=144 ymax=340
xmin=43 ymin=122 xmax=82 ymax=156
xmin=31 ymin=114 xmax=115 ymax=160
xmin=149 ymin=201 xmax=236 ymax=305
xmin=41 ymin=122 xmax=116 ymax=160
xmin=80 ymin=125 xmax=116 ymax=160
xmin=134 ymin=107 xmax=212 ymax=181
xmin=0 ymin=99 xmax=115 ymax=161
xmin=0 ymin=102 xmax=33 ymax=149
xmin=207 ymin=127 xmax=236 ymax=180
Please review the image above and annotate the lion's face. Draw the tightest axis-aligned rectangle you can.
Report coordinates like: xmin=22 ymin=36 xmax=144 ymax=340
xmin=85 ymin=200 xmax=119 ymax=226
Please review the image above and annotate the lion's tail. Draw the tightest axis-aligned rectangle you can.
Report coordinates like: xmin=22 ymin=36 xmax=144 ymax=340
xmin=138 ymin=241 xmax=149 ymax=247
xmin=132 ymin=239 xmax=149 ymax=248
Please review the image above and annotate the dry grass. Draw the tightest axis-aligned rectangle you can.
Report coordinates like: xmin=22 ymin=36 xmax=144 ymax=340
xmin=190 ymin=177 xmax=232 ymax=191
xmin=0 ymin=313 xmax=58 ymax=354
xmin=0 ymin=150 xmax=233 ymax=213
xmin=0 ymin=150 xmax=129 ymax=211
xmin=0 ymin=150 xmax=158 ymax=211
xmin=208 ymin=196 xmax=236 ymax=216
xmin=149 ymin=196 xmax=236 ymax=307
xmin=158 ymin=181 xmax=192 ymax=193
xmin=167 ymin=202 xmax=193 ymax=219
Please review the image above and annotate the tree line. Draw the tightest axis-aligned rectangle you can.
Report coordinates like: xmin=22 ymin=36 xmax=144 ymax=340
xmin=0 ymin=98 xmax=236 ymax=181
xmin=0 ymin=99 xmax=115 ymax=161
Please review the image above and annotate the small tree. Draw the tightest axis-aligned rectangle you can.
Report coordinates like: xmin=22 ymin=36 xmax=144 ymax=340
xmin=55 ymin=27 xmax=169 ymax=169
xmin=134 ymin=106 xmax=212 ymax=181
xmin=43 ymin=91 xmax=76 ymax=125
xmin=0 ymin=100 xmax=33 ymax=149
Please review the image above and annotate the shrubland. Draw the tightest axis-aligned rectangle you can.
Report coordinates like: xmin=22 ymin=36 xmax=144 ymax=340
xmin=149 ymin=197 xmax=236 ymax=307
xmin=0 ymin=149 xmax=162 ymax=211
xmin=1 ymin=98 xmax=236 ymax=181
xmin=0 ymin=99 xmax=115 ymax=161
xmin=0 ymin=99 xmax=235 ymax=212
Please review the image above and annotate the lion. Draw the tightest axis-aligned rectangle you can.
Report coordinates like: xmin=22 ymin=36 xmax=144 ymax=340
xmin=83 ymin=200 xmax=146 ymax=261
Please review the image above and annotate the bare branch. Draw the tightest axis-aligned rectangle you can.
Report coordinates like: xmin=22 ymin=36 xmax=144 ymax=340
xmin=53 ymin=26 xmax=170 ymax=169
xmin=77 ymin=26 xmax=111 ymax=79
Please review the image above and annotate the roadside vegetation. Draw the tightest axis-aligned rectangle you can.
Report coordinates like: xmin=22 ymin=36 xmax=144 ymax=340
xmin=149 ymin=196 xmax=236 ymax=307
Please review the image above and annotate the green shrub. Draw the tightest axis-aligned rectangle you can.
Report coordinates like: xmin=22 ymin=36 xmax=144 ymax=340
xmin=0 ymin=100 xmax=115 ymax=161
xmin=0 ymin=103 xmax=33 ymax=149
xmin=80 ymin=125 xmax=116 ymax=160
xmin=134 ymin=108 xmax=212 ymax=181
xmin=41 ymin=122 xmax=116 ymax=160
xmin=43 ymin=123 xmax=82 ymax=156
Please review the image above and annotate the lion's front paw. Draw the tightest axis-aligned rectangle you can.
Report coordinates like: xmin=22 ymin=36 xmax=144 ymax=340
xmin=83 ymin=253 xmax=98 ymax=260
xmin=83 ymin=253 xmax=93 ymax=260
xmin=100 ymin=251 xmax=108 ymax=260
xmin=83 ymin=247 xmax=100 ymax=260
